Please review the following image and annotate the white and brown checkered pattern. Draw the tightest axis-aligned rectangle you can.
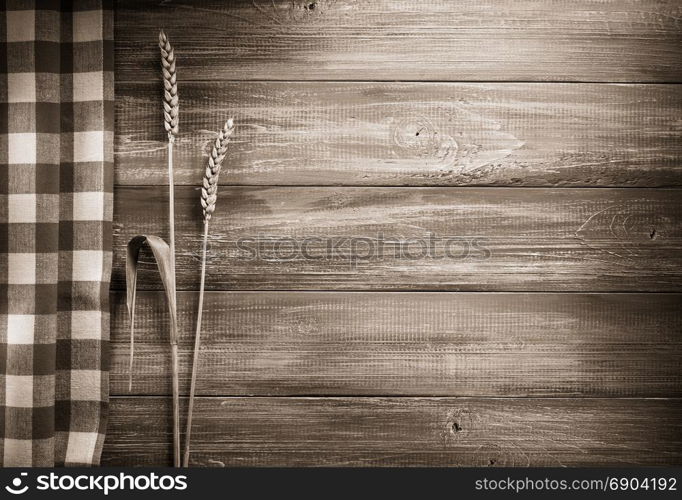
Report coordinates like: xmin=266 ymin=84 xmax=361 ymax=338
xmin=0 ymin=0 xmax=113 ymax=466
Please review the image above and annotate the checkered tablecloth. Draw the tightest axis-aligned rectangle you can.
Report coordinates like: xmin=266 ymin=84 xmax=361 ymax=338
xmin=0 ymin=0 xmax=113 ymax=466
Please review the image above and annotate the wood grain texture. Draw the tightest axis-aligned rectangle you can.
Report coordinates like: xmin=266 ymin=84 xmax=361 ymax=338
xmin=112 ymin=186 xmax=682 ymax=291
xmin=110 ymin=0 xmax=682 ymax=467
xmin=102 ymin=397 xmax=682 ymax=466
xmin=115 ymin=82 xmax=682 ymax=187
xmin=115 ymin=0 xmax=682 ymax=82
xmin=111 ymin=291 xmax=682 ymax=397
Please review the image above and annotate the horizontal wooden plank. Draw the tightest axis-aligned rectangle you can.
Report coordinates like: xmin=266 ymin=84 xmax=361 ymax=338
xmin=112 ymin=187 xmax=682 ymax=291
xmin=115 ymin=0 xmax=682 ymax=82
xmin=115 ymin=82 xmax=682 ymax=187
xmin=112 ymin=291 xmax=682 ymax=397
xmin=102 ymin=397 xmax=682 ymax=466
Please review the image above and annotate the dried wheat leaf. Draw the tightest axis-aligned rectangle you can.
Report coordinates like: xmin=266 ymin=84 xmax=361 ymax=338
xmin=126 ymin=235 xmax=178 ymax=392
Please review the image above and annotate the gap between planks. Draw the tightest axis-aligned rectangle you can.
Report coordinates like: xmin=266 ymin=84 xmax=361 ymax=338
xmin=115 ymin=80 xmax=682 ymax=84
xmin=111 ymin=289 xmax=682 ymax=292
xmin=110 ymin=395 xmax=682 ymax=400
xmin=116 ymin=185 xmax=682 ymax=189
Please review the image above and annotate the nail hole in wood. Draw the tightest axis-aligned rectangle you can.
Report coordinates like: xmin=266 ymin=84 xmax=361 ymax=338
xmin=452 ymin=422 xmax=462 ymax=433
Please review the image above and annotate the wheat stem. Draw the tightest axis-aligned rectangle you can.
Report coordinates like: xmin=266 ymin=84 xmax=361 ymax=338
xmin=168 ymin=140 xmax=180 ymax=468
xmin=184 ymin=119 xmax=234 ymax=466
xmin=168 ymin=139 xmax=176 ymax=259
xmin=160 ymin=29 xmax=181 ymax=468
xmin=168 ymin=142 xmax=176 ymax=299
xmin=167 ymin=139 xmax=177 ymax=302
xmin=182 ymin=221 xmax=209 ymax=467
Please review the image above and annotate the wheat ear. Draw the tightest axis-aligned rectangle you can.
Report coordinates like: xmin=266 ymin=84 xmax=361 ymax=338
xmin=183 ymin=119 xmax=235 ymax=467
xmin=159 ymin=29 xmax=179 ymax=140
xmin=159 ymin=28 xmax=181 ymax=468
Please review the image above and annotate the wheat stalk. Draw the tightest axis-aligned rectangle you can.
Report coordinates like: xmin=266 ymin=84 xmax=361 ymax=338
xmin=159 ymin=29 xmax=179 ymax=140
xmin=183 ymin=119 xmax=235 ymax=467
xmin=200 ymin=119 xmax=234 ymax=222
xmin=159 ymin=28 xmax=181 ymax=468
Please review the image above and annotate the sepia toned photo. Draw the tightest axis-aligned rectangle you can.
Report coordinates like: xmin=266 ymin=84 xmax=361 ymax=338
xmin=0 ymin=1 xmax=680 ymax=495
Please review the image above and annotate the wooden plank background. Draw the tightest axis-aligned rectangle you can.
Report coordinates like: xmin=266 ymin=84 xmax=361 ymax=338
xmin=111 ymin=292 xmax=682 ymax=397
xmin=115 ymin=0 xmax=682 ymax=82
xmin=105 ymin=397 xmax=682 ymax=466
xmin=105 ymin=0 xmax=682 ymax=466
xmin=111 ymin=186 xmax=682 ymax=291
xmin=115 ymin=82 xmax=682 ymax=187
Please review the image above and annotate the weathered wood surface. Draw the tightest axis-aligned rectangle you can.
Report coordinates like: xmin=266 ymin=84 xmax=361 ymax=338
xmin=115 ymin=82 xmax=682 ymax=187
xmin=115 ymin=0 xmax=682 ymax=82
xmin=111 ymin=291 xmax=682 ymax=397
xmin=111 ymin=186 xmax=682 ymax=291
xmin=109 ymin=0 xmax=682 ymax=468
xmin=102 ymin=397 xmax=682 ymax=466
